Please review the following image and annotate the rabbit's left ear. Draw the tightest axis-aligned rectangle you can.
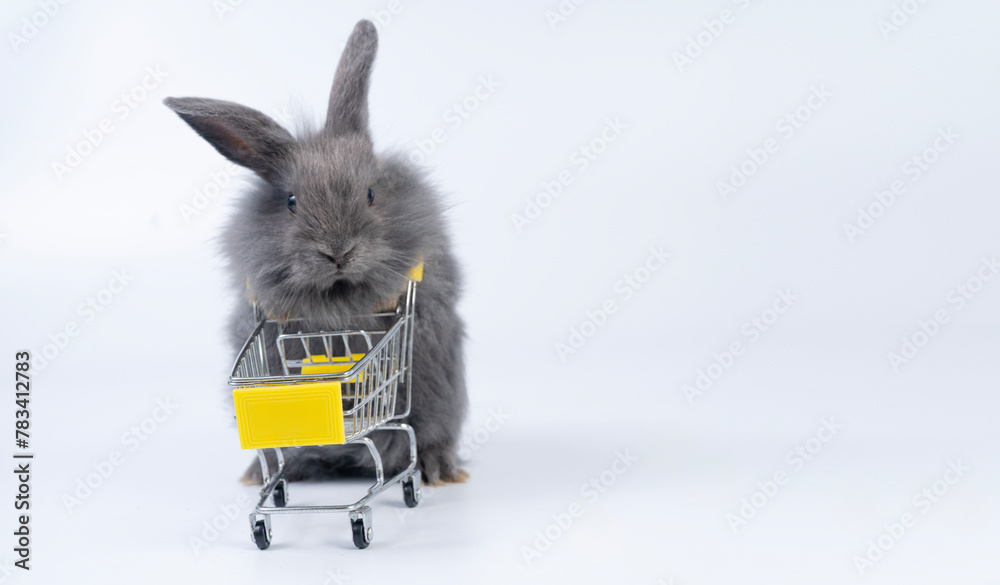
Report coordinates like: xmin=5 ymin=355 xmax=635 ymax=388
xmin=164 ymin=97 xmax=294 ymax=183
xmin=325 ymin=20 xmax=378 ymax=137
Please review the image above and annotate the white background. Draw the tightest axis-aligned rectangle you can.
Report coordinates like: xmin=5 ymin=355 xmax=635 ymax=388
xmin=1 ymin=0 xmax=999 ymax=583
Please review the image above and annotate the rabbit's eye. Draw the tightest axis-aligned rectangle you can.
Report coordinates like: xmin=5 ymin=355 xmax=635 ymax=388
xmin=287 ymin=194 xmax=297 ymax=213
xmin=367 ymin=188 xmax=374 ymax=206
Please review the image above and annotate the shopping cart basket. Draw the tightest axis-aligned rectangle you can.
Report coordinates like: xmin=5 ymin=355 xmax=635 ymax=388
xmin=228 ymin=264 xmax=424 ymax=549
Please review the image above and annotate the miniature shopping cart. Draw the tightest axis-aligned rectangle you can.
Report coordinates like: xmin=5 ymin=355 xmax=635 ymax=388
xmin=228 ymin=264 xmax=424 ymax=550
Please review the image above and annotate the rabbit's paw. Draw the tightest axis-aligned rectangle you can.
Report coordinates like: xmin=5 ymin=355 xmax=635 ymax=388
xmin=418 ymin=445 xmax=469 ymax=486
xmin=240 ymin=460 xmax=265 ymax=485
xmin=239 ymin=455 xmax=289 ymax=485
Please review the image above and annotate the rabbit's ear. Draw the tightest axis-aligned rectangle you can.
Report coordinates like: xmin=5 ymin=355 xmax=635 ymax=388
xmin=325 ymin=20 xmax=378 ymax=137
xmin=164 ymin=97 xmax=293 ymax=182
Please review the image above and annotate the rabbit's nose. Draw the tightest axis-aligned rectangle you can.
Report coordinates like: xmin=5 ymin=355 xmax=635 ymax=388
xmin=320 ymin=251 xmax=345 ymax=268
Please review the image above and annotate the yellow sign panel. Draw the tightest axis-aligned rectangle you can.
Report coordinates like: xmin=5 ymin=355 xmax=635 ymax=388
xmin=233 ymin=381 xmax=345 ymax=449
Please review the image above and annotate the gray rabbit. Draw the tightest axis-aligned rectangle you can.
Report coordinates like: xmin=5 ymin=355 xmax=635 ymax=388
xmin=164 ymin=20 xmax=468 ymax=486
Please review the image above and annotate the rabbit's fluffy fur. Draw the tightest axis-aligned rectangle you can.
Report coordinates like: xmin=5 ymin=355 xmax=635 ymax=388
xmin=164 ymin=20 xmax=467 ymax=485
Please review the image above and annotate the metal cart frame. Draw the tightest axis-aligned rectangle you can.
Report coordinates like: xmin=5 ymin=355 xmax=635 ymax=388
xmin=228 ymin=279 xmax=422 ymax=549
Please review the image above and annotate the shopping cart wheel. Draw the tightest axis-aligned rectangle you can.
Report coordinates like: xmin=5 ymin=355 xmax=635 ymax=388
xmin=349 ymin=506 xmax=373 ymax=549
xmin=402 ymin=472 xmax=421 ymax=508
xmin=272 ymin=479 xmax=288 ymax=508
xmin=252 ymin=517 xmax=271 ymax=550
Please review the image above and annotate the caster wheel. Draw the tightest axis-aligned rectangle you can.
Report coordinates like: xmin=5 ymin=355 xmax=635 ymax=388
xmin=402 ymin=473 xmax=421 ymax=508
xmin=272 ymin=479 xmax=287 ymax=508
xmin=350 ymin=507 xmax=372 ymax=549
xmin=351 ymin=519 xmax=371 ymax=549
xmin=252 ymin=518 xmax=271 ymax=550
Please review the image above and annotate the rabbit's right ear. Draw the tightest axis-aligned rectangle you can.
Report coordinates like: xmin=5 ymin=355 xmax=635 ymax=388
xmin=325 ymin=20 xmax=378 ymax=137
xmin=164 ymin=97 xmax=293 ymax=182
